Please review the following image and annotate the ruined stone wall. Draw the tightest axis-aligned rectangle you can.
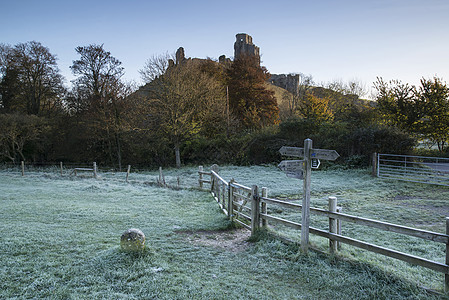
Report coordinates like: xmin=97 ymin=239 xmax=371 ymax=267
xmin=234 ymin=33 xmax=260 ymax=63
xmin=269 ymin=74 xmax=300 ymax=95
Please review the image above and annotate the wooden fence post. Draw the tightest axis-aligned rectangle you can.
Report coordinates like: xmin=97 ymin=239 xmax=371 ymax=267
xmin=336 ymin=206 xmax=342 ymax=250
xmin=222 ymin=182 xmax=226 ymax=209
xmin=126 ymin=165 xmax=131 ymax=182
xmin=261 ymin=187 xmax=268 ymax=228
xmin=159 ymin=167 xmax=166 ymax=187
xmin=228 ymin=179 xmax=235 ymax=222
xmin=251 ymin=185 xmax=260 ymax=236
xmin=21 ymin=161 xmax=24 ymax=176
xmin=211 ymin=164 xmax=219 ymax=194
xmin=60 ymin=162 xmax=63 ymax=176
xmin=329 ymin=196 xmax=338 ymax=254
xmin=372 ymin=153 xmax=377 ymax=177
xmin=445 ymin=217 xmax=449 ymax=293
xmin=199 ymin=166 xmax=204 ymax=189
xmin=93 ymin=162 xmax=97 ymax=179
xmin=301 ymin=138 xmax=312 ymax=253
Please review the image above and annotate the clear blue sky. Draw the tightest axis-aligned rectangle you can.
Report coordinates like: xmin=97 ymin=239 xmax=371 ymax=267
xmin=1 ymin=0 xmax=448 ymax=95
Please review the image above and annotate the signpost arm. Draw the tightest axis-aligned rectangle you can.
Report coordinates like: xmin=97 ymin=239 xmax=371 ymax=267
xmin=301 ymin=138 xmax=312 ymax=253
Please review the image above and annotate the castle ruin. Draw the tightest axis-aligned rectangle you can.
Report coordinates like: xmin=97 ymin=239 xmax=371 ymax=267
xmin=269 ymin=74 xmax=301 ymax=95
xmin=168 ymin=33 xmax=300 ymax=95
xmin=233 ymin=33 xmax=300 ymax=94
xmin=234 ymin=33 xmax=260 ymax=63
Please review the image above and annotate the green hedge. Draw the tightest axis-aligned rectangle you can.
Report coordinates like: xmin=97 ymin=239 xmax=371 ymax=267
xmin=182 ymin=119 xmax=417 ymax=168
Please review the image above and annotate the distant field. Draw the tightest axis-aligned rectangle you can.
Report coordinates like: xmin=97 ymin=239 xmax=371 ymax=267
xmin=0 ymin=166 xmax=447 ymax=299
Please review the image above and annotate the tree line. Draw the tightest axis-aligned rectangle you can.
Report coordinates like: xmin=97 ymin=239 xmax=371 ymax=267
xmin=0 ymin=41 xmax=448 ymax=169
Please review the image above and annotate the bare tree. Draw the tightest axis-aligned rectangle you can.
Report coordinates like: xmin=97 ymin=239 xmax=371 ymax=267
xmin=325 ymin=78 xmax=367 ymax=98
xmin=70 ymin=44 xmax=124 ymax=103
xmin=293 ymin=73 xmax=314 ymax=115
xmin=0 ymin=114 xmax=46 ymax=162
xmin=139 ymin=52 xmax=174 ymax=83
xmin=70 ymin=44 xmax=131 ymax=170
xmin=346 ymin=79 xmax=368 ymax=98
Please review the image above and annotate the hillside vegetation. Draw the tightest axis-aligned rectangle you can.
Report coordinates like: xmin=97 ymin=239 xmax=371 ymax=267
xmin=1 ymin=42 xmax=448 ymax=170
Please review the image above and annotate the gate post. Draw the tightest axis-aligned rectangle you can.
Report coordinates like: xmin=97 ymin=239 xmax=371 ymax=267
xmin=251 ymin=185 xmax=260 ymax=236
xmin=198 ymin=166 xmax=204 ymax=189
xmin=261 ymin=187 xmax=268 ymax=228
xmin=228 ymin=179 xmax=235 ymax=221
xmin=211 ymin=164 xmax=219 ymax=194
xmin=372 ymin=153 xmax=377 ymax=177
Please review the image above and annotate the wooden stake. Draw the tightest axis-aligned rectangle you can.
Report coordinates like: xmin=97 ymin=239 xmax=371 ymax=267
xmin=159 ymin=167 xmax=166 ymax=187
xmin=21 ymin=161 xmax=24 ymax=176
xmin=93 ymin=162 xmax=97 ymax=179
xmin=199 ymin=166 xmax=204 ymax=189
xmin=329 ymin=196 xmax=337 ymax=254
xmin=126 ymin=165 xmax=131 ymax=182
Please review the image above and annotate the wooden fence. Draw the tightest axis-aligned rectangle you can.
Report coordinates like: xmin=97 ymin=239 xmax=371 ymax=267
xmin=198 ymin=165 xmax=449 ymax=293
xmin=13 ymin=161 xmax=134 ymax=182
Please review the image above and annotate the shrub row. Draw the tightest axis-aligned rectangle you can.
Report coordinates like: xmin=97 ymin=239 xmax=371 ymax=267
xmin=183 ymin=119 xmax=417 ymax=167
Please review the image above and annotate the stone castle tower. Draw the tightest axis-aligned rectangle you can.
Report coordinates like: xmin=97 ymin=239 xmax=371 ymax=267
xmin=234 ymin=33 xmax=260 ymax=63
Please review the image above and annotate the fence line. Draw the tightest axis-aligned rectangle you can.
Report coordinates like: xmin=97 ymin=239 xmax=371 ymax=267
xmin=200 ymin=165 xmax=449 ymax=292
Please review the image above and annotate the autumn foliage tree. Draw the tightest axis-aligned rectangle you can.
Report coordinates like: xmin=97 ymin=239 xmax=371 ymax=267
xmin=227 ymin=55 xmax=279 ymax=130
xmin=138 ymin=56 xmax=225 ymax=168
xmin=297 ymin=91 xmax=334 ymax=125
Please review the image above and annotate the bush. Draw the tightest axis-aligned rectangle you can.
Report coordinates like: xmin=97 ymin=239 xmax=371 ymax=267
xmin=180 ymin=121 xmax=417 ymax=168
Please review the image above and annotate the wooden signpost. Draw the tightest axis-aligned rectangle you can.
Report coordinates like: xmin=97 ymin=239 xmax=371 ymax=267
xmin=279 ymin=138 xmax=339 ymax=253
xmin=278 ymin=160 xmax=304 ymax=179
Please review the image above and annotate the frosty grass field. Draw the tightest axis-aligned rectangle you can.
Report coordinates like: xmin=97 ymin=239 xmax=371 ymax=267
xmin=1 ymin=164 xmax=449 ymax=299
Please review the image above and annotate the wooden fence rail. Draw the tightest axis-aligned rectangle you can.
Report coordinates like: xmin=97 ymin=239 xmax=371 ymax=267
xmin=199 ymin=165 xmax=449 ymax=292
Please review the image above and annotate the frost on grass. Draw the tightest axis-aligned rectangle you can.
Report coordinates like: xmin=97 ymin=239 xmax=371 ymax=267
xmin=177 ymin=228 xmax=251 ymax=253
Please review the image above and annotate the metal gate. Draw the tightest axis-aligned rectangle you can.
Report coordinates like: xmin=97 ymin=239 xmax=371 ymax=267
xmin=377 ymin=153 xmax=449 ymax=186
